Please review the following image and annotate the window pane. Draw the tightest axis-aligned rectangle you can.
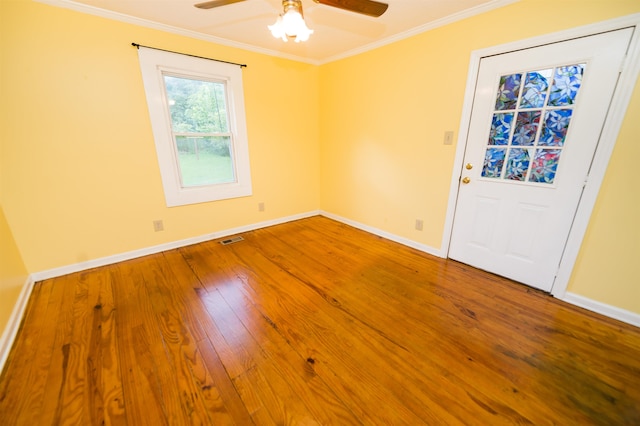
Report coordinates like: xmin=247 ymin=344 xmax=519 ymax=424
xmin=529 ymin=149 xmax=562 ymax=184
xmin=494 ymin=73 xmax=522 ymax=110
xmin=548 ymin=64 xmax=585 ymax=106
xmin=482 ymin=147 xmax=507 ymax=178
xmin=163 ymin=75 xmax=236 ymax=188
xmin=176 ymin=136 xmax=235 ymax=187
xmin=512 ymin=111 xmax=541 ymax=146
xmin=539 ymin=109 xmax=573 ymax=147
xmin=505 ymin=148 xmax=531 ymax=181
xmin=489 ymin=113 xmax=513 ymax=146
xmin=520 ymin=69 xmax=552 ymax=109
xmin=164 ymin=75 xmax=228 ymax=133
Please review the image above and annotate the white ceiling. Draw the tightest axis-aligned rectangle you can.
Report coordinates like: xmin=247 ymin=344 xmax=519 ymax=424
xmin=42 ymin=0 xmax=518 ymax=64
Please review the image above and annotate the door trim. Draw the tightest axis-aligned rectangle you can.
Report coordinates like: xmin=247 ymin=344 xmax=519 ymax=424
xmin=441 ymin=13 xmax=640 ymax=298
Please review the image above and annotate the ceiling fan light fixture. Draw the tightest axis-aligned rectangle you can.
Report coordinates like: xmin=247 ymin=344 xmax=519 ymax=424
xmin=268 ymin=0 xmax=313 ymax=43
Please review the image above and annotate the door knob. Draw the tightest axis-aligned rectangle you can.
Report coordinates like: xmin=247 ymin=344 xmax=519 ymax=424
xmin=462 ymin=176 xmax=471 ymax=184
xmin=465 ymin=163 xmax=473 ymax=170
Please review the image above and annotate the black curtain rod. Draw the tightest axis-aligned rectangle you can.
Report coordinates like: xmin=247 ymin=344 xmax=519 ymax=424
xmin=131 ymin=43 xmax=247 ymax=68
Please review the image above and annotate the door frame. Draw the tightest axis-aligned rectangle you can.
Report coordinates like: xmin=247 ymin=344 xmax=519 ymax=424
xmin=441 ymin=13 xmax=640 ymax=299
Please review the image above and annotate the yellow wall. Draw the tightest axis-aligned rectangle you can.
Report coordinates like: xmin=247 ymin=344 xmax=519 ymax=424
xmin=569 ymin=79 xmax=640 ymax=310
xmin=1 ymin=0 xmax=320 ymax=272
xmin=320 ymin=0 xmax=640 ymax=314
xmin=1 ymin=0 xmax=639 ymax=322
xmin=0 ymin=207 xmax=28 ymax=335
xmin=0 ymin=2 xmax=29 ymax=336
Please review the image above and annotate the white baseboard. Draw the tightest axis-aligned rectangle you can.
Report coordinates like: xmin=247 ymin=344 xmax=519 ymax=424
xmin=31 ymin=210 xmax=321 ymax=282
xmin=0 ymin=275 xmax=36 ymax=373
xmin=561 ymin=292 xmax=640 ymax=328
xmin=320 ymin=211 xmax=444 ymax=258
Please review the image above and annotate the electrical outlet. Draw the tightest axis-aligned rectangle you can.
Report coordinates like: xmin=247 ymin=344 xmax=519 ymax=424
xmin=153 ymin=220 xmax=164 ymax=232
xmin=444 ymin=131 xmax=454 ymax=145
xmin=258 ymin=202 xmax=265 ymax=212
xmin=415 ymin=219 xmax=424 ymax=231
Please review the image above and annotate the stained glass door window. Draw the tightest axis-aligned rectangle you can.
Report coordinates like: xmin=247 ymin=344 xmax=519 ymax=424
xmin=481 ymin=64 xmax=585 ymax=184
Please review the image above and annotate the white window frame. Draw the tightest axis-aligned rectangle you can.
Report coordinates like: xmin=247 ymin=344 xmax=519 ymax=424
xmin=137 ymin=47 xmax=252 ymax=207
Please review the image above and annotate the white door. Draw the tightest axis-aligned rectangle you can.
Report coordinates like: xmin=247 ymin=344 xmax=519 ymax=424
xmin=449 ymin=28 xmax=633 ymax=292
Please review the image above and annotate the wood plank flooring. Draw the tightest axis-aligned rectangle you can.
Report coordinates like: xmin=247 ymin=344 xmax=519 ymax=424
xmin=0 ymin=216 xmax=638 ymax=425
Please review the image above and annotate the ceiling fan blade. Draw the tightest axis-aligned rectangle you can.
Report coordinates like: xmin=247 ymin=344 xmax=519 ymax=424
xmin=194 ymin=0 xmax=247 ymax=10
xmin=313 ymin=0 xmax=388 ymax=17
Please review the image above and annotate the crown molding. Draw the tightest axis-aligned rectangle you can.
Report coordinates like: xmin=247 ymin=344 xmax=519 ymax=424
xmin=35 ymin=0 xmax=519 ymax=65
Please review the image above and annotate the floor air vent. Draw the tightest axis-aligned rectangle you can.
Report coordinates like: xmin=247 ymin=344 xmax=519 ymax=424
xmin=219 ymin=236 xmax=244 ymax=245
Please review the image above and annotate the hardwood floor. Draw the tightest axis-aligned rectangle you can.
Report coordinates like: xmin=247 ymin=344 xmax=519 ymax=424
xmin=1 ymin=216 xmax=638 ymax=425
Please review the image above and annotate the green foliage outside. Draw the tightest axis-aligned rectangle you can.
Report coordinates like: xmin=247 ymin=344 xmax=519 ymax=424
xmin=164 ymin=75 xmax=228 ymax=133
xmin=176 ymin=136 xmax=231 ymax=157
xmin=178 ymin=152 xmax=235 ymax=187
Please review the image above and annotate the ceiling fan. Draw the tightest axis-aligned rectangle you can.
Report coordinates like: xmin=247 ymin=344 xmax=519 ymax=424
xmin=194 ymin=0 xmax=389 ymax=18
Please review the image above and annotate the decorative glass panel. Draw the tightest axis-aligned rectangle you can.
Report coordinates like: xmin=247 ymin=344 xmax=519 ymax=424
xmin=520 ymin=69 xmax=552 ymax=109
xmin=539 ymin=109 xmax=573 ymax=147
xmin=482 ymin=148 xmax=506 ymax=178
xmin=529 ymin=149 xmax=562 ymax=184
xmin=481 ymin=63 xmax=586 ymax=186
xmin=548 ymin=64 xmax=585 ymax=106
xmin=495 ymin=74 xmax=522 ymax=110
xmin=505 ymin=148 xmax=531 ymax=181
xmin=489 ymin=113 xmax=514 ymax=146
xmin=512 ymin=111 xmax=541 ymax=146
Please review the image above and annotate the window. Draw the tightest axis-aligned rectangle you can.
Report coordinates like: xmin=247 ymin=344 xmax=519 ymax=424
xmin=137 ymin=47 xmax=251 ymax=207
